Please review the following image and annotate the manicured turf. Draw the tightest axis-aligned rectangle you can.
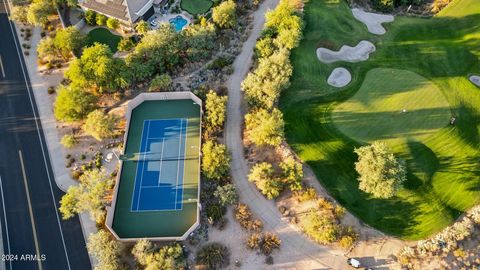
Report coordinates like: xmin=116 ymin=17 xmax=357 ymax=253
xmin=181 ymin=0 xmax=213 ymax=15
xmin=280 ymin=0 xmax=480 ymax=239
xmin=332 ymin=68 xmax=451 ymax=144
xmin=87 ymin=28 xmax=121 ymax=53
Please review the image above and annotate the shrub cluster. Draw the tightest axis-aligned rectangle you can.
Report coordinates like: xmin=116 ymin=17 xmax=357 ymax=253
xmin=246 ymin=232 xmax=281 ymax=255
xmin=234 ymin=203 xmax=263 ymax=232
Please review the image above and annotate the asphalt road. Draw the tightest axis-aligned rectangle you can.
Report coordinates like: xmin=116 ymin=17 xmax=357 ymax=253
xmin=0 ymin=3 xmax=92 ymax=270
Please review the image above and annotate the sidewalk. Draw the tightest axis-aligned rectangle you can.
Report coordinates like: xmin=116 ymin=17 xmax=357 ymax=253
xmin=12 ymin=23 xmax=97 ymax=267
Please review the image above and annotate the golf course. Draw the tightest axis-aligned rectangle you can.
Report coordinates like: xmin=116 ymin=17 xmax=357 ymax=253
xmin=280 ymin=0 xmax=480 ymax=240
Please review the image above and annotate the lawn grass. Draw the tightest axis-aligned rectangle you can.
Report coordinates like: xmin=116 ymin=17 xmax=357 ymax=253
xmin=332 ymin=68 xmax=451 ymax=144
xmin=181 ymin=0 xmax=213 ymax=15
xmin=280 ymin=0 xmax=480 ymax=240
xmin=87 ymin=27 xmax=121 ymax=53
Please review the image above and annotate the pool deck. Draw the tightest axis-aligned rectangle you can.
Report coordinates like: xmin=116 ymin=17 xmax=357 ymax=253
xmin=149 ymin=12 xmax=191 ymax=30
xmin=106 ymin=92 xmax=202 ymax=241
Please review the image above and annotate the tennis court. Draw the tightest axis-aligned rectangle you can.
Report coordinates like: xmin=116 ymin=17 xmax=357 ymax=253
xmin=131 ymin=119 xmax=188 ymax=212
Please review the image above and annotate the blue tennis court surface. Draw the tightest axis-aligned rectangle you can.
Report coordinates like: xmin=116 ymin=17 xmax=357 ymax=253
xmin=131 ymin=119 xmax=188 ymax=211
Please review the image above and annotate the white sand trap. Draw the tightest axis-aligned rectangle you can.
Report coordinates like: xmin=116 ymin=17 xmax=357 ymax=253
xmin=469 ymin=75 xmax=480 ymax=87
xmin=328 ymin=67 xmax=351 ymax=88
xmin=352 ymin=8 xmax=394 ymax=35
xmin=317 ymin=40 xmax=376 ymax=64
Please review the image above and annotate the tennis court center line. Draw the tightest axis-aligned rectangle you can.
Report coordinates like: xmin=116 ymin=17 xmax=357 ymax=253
xmin=174 ymin=119 xmax=185 ymax=209
xmin=19 ymin=150 xmax=43 ymax=270
xmin=135 ymin=120 xmax=151 ymax=211
xmin=0 ymin=176 xmax=12 ymax=270
xmin=130 ymin=120 xmax=148 ymax=211
xmin=157 ymin=138 xmax=166 ymax=186
xmin=178 ymin=119 xmax=189 ymax=210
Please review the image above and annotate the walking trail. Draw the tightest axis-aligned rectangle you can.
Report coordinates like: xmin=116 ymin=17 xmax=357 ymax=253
xmin=225 ymin=0 xmax=405 ymax=269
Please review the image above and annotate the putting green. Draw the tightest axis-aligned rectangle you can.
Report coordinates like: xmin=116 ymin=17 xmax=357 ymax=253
xmin=332 ymin=68 xmax=451 ymax=144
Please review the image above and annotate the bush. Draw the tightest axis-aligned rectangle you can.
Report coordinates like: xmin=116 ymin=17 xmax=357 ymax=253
xmin=83 ymin=110 xmax=117 ymax=141
xmin=196 ymin=242 xmax=230 ymax=269
xmin=212 ymin=0 xmax=237 ymax=29
xmin=148 ymin=74 xmax=172 ymax=92
xmin=206 ymin=202 xmax=226 ymax=224
xmin=201 ymin=140 xmax=230 ymax=180
xmin=246 ymin=232 xmax=281 ymax=255
xmin=54 ymin=85 xmax=97 ymax=122
xmin=214 ymin=183 xmax=238 ymax=206
xmin=47 ymin=86 xmax=56 ymax=94
xmin=207 ymin=56 xmax=233 ymax=70
xmin=248 ymin=162 xmax=283 ymax=199
xmin=117 ymin=37 xmax=135 ymax=52
xmin=106 ymin=17 xmax=119 ymax=30
xmin=293 ymin=187 xmax=317 ymax=202
xmin=204 ymin=90 xmax=227 ymax=134
xmin=245 ymin=108 xmax=284 ymax=147
xmin=95 ymin=14 xmax=107 ymax=26
xmin=61 ymin=134 xmax=77 ymax=148
xmin=84 ymin=10 xmax=96 ymax=26
xmin=234 ymin=203 xmax=263 ymax=232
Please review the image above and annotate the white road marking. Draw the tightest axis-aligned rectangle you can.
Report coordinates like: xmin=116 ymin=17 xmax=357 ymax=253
xmin=0 ymin=55 xmax=5 ymax=78
xmin=18 ymin=151 xmax=43 ymax=270
xmin=0 ymin=176 xmax=12 ymax=270
xmin=2 ymin=1 xmax=72 ymax=268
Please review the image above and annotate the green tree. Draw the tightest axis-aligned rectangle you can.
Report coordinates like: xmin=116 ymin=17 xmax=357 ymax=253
xmin=65 ymin=43 xmax=129 ymax=93
xmin=54 ymin=26 xmax=86 ymax=59
xmin=244 ymin=108 xmax=284 ymax=146
xmin=255 ymin=37 xmax=275 ymax=58
xmin=106 ymin=17 xmax=119 ymax=29
xmin=301 ymin=210 xmax=340 ymax=244
xmin=95 ymin=14 xmax=107 ymax=26
xmin=134 ymin=20 xmax=150 ymax=35
xmin=54 ymin=85 xmax=97 ymax=122
xmin=354 ymin=141 xmax=407 ymax=199
xmin=83 ymin=110 xmax=117 ymax=141
xmin=117 ymin=37 xmax=135 ymax=52
xmin=148 ymin=74 xmax=172 ymax=92
xmin=59 ymin=168 xmax=114 ymax=222
xmin=248 ymin=162 xmax=283 ymax=199
xmin=201 ymin=140 xmax=230 ymax=180
xmin=205 ymin=90 xmax=227 ymax=133
xmin=212 ymin=0 xmax=237 ymax=29
xmin=214 ymin=183 xmax=238 ymax=206
xmin=131 ymin=24 xmax=182 ymax=73
xmin=27 ymin=0 xmax=54 ymax=26
xmin=87 ymin=230 xmax=123 ymax=270
xmin=132 ymin=240 xmax=185 ymax=270
xmin=264 ymin=0 xmax=303 ymax=50
xmin=9 ymin=5 xmax=29 ymax=24
xmin=182 ymin=23 xmax=216 ymax=61
xmin=37 ymin=37 xmax=57 ymax=61
xmin=241 ymin=49 xmax=292 ymax=109
xmin=84 ymin=10 xmax=97 ymax=26
xmin=61 ymin=134 xmax=77 ymax=148
xmin=279 ymin=156 xmax=303 ymax=191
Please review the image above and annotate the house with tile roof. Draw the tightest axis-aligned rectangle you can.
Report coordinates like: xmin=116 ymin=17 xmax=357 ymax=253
xmin=79 ymin=0 xmax=168 ymax=28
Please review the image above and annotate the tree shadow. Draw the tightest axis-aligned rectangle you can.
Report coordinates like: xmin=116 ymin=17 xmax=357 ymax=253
xmin=403 ymin=140 xmax=439 ymax=190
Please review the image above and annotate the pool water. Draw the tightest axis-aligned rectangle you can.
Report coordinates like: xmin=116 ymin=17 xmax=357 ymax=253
xmin=169 ymin=15 xmax=188 ymax=31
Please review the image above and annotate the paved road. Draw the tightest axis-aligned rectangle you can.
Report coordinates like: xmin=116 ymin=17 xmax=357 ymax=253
xmin=0 ymin=3 xmax=91 ymax=270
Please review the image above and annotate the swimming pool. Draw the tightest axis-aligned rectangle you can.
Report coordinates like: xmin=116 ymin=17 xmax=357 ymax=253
xmin=169 ymin=15 xmax=188 ymax=31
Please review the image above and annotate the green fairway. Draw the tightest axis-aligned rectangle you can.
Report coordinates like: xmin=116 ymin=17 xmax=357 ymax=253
xmin=181 ymin=0 xmax=213 ymax=15
xmin=280 ymin=0 xmax=480 ymax=239
xmin=332 ymin=68 xmax=451 ymax=144
xmin=87 ymin=27 xmax=121 ymax=53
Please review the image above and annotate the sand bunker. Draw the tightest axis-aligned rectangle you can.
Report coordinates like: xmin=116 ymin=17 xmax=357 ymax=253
xmin=317 ymin=40 xmax=376 ymax=64
xmin=328 ymin=67 xmax=351 ymax=88
xmin=352 ymin=8 xmax=394 ymax=35
xmin=469 ymin=75 xmax=480 ymax=87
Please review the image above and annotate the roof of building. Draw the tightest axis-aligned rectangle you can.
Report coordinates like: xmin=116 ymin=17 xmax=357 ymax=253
xmin=80 ymin=0 xmax=152 ymax=24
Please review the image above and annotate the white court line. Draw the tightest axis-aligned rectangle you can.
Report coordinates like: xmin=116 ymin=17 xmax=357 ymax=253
xmin=157 ymin=138 xmax=165 ymax=186
xmin=174 ymin=119 xmax=184 ymax=209
xmin=178 ymin=119 xmax=189 ymax=211
xmin=2 ymin=1 xmax=71 ymax=268
xmin=130 ymin=120 xmax=148 ymax=212
xmin=135 ymin=120 xmax=151 ymax=211
xmin=19 ymin=151 xmax=43 ymax=270
xmin=0 ymin=55 xmax=5 ymax=78
xmin=0 ymin=176 xmax=12 ymax=270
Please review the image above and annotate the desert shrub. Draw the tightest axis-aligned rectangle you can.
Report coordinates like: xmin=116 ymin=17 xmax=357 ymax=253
xmin=234 ymin=203 xmax=263 ymax=232
xmin=61 ymin=134 xmax=77 ymax=148
xmin=196 ymin=242 xmax=230 ymax=270
xmin=246 ymin=233 xmax=261 ymax=250
xmin=206 ymin=202 xmax=226 ymax=224
xmin=214 ymin=184 xmax=238 ymax=206
xmin=201 ymin=140 xmax=230 ymax=180
xmin=47 ymin=86 xmax=55 ymax=94
xmin=148 ymin=74 xmax=172 ymax=92
xmin=293 ymin=187 xmax=317 ymax=202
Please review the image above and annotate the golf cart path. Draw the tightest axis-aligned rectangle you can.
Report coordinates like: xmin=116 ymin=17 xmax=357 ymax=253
xmin=225 ymin=0 xmax=406 ymax=269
